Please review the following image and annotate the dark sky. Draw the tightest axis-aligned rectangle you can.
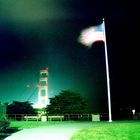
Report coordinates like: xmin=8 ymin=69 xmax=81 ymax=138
xmin=0 ymin=0 xmax=139 ymax=113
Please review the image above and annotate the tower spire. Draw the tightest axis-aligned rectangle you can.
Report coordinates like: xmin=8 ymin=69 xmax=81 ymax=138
xmin=34 ymin=68 xmax=48 ymax=108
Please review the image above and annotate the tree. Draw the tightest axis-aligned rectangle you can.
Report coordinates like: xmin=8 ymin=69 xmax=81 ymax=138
xmin=47 ymin=90 xmax=88 ymax=114
xmin=7 ymin=101 xmax=36 ymax=115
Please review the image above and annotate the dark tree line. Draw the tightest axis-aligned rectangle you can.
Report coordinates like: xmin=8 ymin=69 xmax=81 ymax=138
xmin=7 ymin=101 xmax=36 ymax=114
xmin=47 ymin=90 xmax=88 ymax=114
xmin=6 ymin=90 xmax=89 ymax=116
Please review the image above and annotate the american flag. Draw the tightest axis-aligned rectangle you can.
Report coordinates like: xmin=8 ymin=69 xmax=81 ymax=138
xmin=78 ymin=23 xmax=105 ymax=48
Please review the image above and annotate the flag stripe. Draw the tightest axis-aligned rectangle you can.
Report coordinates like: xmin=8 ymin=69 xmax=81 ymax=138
xmin=78 ymin=23 xmax=104 ymax=47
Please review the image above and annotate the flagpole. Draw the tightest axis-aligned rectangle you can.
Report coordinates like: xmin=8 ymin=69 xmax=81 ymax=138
xmin=102 ymin=18 xmax=112 ymax=122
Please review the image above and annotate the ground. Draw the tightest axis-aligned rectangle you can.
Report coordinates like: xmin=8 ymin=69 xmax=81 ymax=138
xmin=3 ymin=121 xmax=93 ymax=140
xmin=1 ymin=121 xmax=140 ymax=140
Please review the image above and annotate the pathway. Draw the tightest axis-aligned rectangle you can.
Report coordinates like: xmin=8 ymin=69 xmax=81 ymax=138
xmin=4 ymin=122 xmax=93 ymax=140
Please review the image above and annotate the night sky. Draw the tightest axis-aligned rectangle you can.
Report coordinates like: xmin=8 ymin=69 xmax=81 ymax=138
xmin=0 ymin=0 xmax=139 ymax=113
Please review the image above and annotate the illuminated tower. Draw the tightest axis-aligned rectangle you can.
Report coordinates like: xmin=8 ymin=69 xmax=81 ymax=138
xmin=37 ymin=68 xmax=48 ymax=108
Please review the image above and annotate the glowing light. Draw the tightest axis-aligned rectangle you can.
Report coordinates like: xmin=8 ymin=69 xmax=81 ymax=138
xmin=32 ymin=103 xmax=46 ymax=109
xmin=26 ymin=84 xmax=30 ymax=88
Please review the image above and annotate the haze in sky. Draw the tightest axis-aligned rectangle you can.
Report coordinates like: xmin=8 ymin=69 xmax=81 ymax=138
xmin=0 ymin=0 xmax=139 ymax=113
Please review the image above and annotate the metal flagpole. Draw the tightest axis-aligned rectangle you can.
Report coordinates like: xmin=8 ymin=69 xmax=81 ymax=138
xmin=102 ymin=18 xmax=112 ymax=122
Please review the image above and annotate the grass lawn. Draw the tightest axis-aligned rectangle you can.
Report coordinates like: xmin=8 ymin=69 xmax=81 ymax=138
xmin=10 ymin=121 xmax=48 ymax=129
xmin=10 ymin=120 xmax=75 ymax=129
xmin=70 ymin=121 xmax=140 ymax=140
xmin=9 ymin=121 xmax=140 ymax=139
